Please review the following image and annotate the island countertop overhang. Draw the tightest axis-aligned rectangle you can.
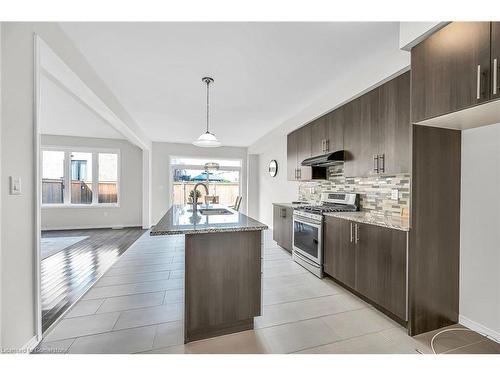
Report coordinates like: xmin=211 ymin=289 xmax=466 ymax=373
xmin=150 ymin=204 xmax=268 ymax=236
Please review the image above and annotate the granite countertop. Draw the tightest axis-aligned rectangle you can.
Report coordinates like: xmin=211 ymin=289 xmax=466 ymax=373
xmin=324 ymin=211 xmax=410 ymax=232
xmin=273 ymin=202 xmax=308 ymax=208
xmin=150 ymin=204 xmax=268 ymax=236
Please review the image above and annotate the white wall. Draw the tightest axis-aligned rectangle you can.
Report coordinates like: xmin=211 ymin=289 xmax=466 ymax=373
xmin=0 ymin=22 xmax=150 ymax=351
xmin=151 ymin=142 xmax=248 ymax=224
xmin=41 ymin=135 xmax=143 ymax=230
xmin=460 ymin=123 xmax=500 ymax=341
xmin=1 ymin=22 xmax=38 ymax=351
xmin=256 ymin=141 xmax=300 ymax=227
xmin=247 ymin=154 xmax=260 ymax=219
xmin=398 ymin=22 xmax=447 ymax=50
xmin=0 ymin=21 xmax=3 ymax=349
xmin=248 ymin=32 xmax=410 ymax=226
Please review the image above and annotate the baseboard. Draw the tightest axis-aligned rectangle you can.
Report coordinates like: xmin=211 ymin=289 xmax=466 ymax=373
xmin=459 ymin=315 xmax=500 ymax=343
xmin=41 ymin=223 xmax=143 ymax=231
xmin=21 ymin=335 xmax=40 ymax=354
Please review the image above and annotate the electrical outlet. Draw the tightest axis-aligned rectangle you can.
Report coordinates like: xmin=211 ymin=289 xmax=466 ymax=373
xmin=391 ymin=189 xmax=399 ymax=201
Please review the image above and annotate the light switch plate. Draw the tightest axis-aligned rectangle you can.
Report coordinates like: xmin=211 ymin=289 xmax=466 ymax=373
xmin=391 ymin=189 xmax=399 ymax=201
xmin=10 ymin=176 xmax=21 ymax=195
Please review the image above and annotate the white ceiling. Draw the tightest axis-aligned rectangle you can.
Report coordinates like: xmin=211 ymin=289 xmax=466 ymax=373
xmin=59 ymin=22 xmax=402 ymax=147
xmin=40 ymin=73 xmax=125 ymax=139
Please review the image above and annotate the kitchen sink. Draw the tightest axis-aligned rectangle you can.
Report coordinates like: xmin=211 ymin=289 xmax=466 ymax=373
xmin=198 ymin=208 xmax=233 ymax=215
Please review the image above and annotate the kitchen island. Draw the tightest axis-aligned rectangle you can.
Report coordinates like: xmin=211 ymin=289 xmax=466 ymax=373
xmin=150 ymin=204 xmax=268 ymax=343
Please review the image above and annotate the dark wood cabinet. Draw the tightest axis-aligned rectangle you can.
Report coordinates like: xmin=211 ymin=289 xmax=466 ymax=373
xmin=323 ymin=216 xmax=408 ymax=321
xmin=411 ymin=22 xmax=492 ymax=123
xmin=344 ymin=72 xmax=410 ymax=177
xmin=287 ymin=126 xmax=312 ymax=181
xmin=287 ymin=130 xmax=299 ymax=180
xmin=287 ymin=72 xmax=410 ymax=180
xmin=310 ymin=116 xmax=328 ymax=157
xmin=492 ymin=22 xmax=500 ymax=100
xmin=344 ymin=90 xmax=379 ymax=177
xmin=326 ymin=107 xmax=344 ymax=154
xmin=343 ymin=98 xmax=361 ymax=177
xmin=324 ymin=216 xmax=355 ymax=288
xmin=355 ymin=222 xmax=407 ymax=321
xmin=272 ymin=204 xmax=293 ymax=252
xmin=296 ymin=126 xmax=312 ymax=180
xmin=377 ymin=71 xmax=411 ymax=174
xmin=310 ymin=107 xmax=344 ymax=157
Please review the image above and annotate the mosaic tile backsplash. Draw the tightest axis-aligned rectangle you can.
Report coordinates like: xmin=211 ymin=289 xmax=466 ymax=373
xmin=298 ymin=163 xmax=410 ymax=217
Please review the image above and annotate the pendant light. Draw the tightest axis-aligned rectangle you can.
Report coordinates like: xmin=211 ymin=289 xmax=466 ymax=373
xmin=193 ymin=77 xmax=221 ymax=147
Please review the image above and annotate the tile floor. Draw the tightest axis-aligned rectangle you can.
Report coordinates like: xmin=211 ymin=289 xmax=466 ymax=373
xmin=35 ymin=230 xmax=500 ymax=354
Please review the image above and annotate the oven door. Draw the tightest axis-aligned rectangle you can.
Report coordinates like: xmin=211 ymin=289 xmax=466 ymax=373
xmin=292 ymin=215 xmax=322 ymax=265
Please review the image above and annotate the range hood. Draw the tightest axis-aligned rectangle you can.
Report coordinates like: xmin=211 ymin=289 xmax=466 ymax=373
xmin=301 ymin=150 xmax=345 ymax=167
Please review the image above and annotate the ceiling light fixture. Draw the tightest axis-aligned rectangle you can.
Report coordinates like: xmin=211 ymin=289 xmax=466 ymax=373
xmin=193 ymin=77 xmax=221 ymax=148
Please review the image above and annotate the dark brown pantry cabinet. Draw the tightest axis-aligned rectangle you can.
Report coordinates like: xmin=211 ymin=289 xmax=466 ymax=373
xmin=411 ymin=22 xmax=493 ymax=123
xmin=272 ymin=204 xmax=293 ymax=252
xmin=323 ymin=216 xmax=408 ymax=321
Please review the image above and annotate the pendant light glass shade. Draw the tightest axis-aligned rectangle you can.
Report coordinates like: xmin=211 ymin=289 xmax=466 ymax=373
xmin=193 ymin=77 xmax=221 ymax=147
xmin=193 ymin=131 xmax=221 ymax=147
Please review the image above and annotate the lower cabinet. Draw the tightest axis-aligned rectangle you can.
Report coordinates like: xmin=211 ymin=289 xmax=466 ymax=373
xmin=272 ymin=204 xmax=293 ymax=252
xmin=324 ymin=216 xmax=355 ymax=288
xmin=324 ymin=216 xmax=408 ymax=321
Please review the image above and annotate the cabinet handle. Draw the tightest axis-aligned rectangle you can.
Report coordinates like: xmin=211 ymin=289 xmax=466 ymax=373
xmin=355 ymin=224 xmax=360 ymax=244
xmin=321 ymin=139 xmax=325 ymax=153
xmin=350 ymin=222 xmax=354 ymax=243
xmin=298 ymin=169 xmax=301 ymax=180
xmin=494 ymin=58 xmax=498 ymax=95
xmin=477 ymin=65 xmax=481 ymax=100
xmin=373 ymin=155 xmax=379 ymax=173
xmin=295 ymin=168 xmax=298 ymax=179
xmin=325 ymin=139 xmax=329 ymax=152
xmin=379 ymin=154 xmax=385 ymax=173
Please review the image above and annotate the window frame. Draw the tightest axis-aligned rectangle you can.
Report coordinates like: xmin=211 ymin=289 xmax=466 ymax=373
xmin=169 ymin=156 xmax=243 ymax=206
xmin=41 ymin=145 xmax=121 ymax=208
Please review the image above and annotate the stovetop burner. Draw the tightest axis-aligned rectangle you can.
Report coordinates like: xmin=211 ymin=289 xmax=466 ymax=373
xmin=294 ymin=192 xmax=359 ymax=217
xmin=297 ymin=204 xmax=357 ymax=214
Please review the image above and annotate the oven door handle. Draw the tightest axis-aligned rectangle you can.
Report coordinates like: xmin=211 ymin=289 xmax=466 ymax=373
xmin=293 ymin=217 xmax=322 ymax=227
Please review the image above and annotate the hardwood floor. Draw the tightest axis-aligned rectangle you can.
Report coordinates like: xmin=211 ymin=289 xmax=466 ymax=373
xmin=41 ymin=227 xmax=145 ymax=332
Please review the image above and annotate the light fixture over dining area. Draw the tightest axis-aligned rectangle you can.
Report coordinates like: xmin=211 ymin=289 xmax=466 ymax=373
xmin=193 ymin=77 xmax=221 ymax=148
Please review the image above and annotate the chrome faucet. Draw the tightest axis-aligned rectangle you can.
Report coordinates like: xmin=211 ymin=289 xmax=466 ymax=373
xmin=192 ymin=182 xmax=209 ymax=212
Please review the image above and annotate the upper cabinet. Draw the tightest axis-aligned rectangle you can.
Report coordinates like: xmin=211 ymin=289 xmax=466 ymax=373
xmin=344 ymin=72 xmax=411 ymax=177
xmin=310 ymin=116 xmax=328 ymax=157
xmin=492 ymin=22 xmax=500 ymax=101
xmin=287 ymin=126 xmax=312 ymax=181
xmin=310 ymin=107 xmax=345 ymax=158
xmin=287 ymin=71 xmax=410 ymax=180
xmin=344 ymin=90 xmax=379 ymax=177
xmin=326 ymin=107 xmax=345 ymax=155
xmin=378 ymin=71 xmax=411 ymax=175
xmin=411 ymin=22 xmax=494 ymax=123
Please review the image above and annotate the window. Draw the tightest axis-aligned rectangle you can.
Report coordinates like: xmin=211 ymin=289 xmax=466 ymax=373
xmin=42 ymin=147 xmax=120 ymax=207
xmin=71 ymin=152 xmax=93 ymax=204
xmin=98 ymin=153 xmax=118 ymax=204
xmin=42 ymin=150 xmax=65 ymax=204
xmin=171 ymin=157 xmax=241 ymax=207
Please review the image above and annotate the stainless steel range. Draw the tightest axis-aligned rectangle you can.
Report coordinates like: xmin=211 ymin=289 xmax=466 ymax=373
xmin=292 ymin=192 xmax=359 ymax=278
